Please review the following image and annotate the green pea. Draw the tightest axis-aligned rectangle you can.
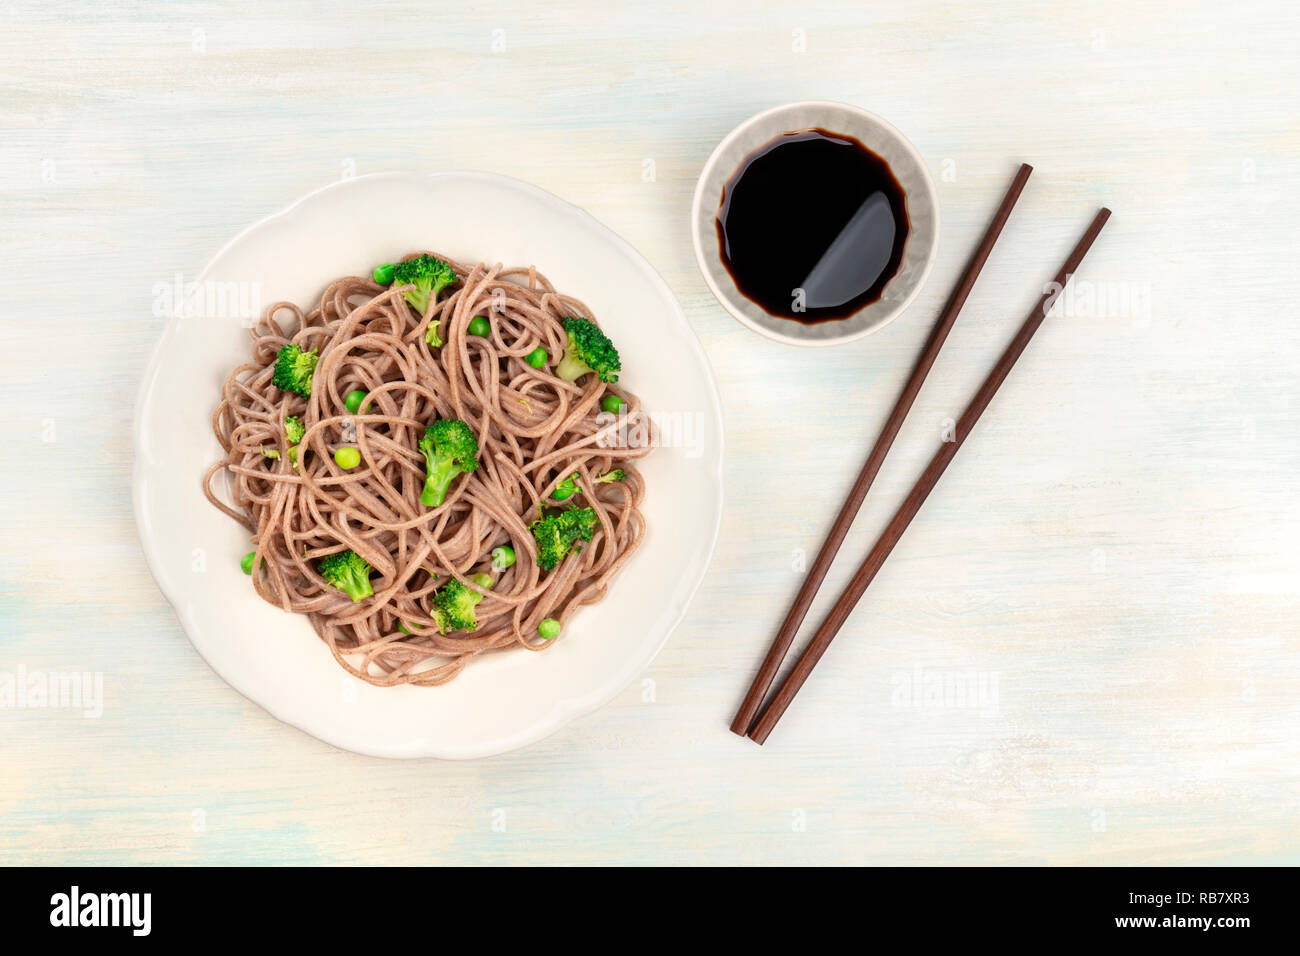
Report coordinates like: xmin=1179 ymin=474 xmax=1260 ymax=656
xmin=344 ymin=390 xmax=367 ymax=414
xmin=491 ymin=545 xmax=516 ymax=570
xmin=468 ymin=316 xmax=490 ymax=337
xmin=525 ymin=347 xmax=548 ymax=369
xmin=240 ymin=551 xmax=258 ymax=574
xmin=471 ymin=572 xmax=495 ymax=589
xmin=538 ymin=618 xmax=561 ymax=640
xmin=552 ymin=474 xmax=578 ymax=500
xmin=373 ymin=264 xmax=394 ymax=284
xmin=600 ymin=394 xmax=626 ymax=414
xmin=334 ymin=446 xmax=361 ymax=470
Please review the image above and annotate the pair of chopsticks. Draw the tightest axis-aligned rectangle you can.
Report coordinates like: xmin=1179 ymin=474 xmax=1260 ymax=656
xmin=732 ymin=163 xmax=1111 ymax=744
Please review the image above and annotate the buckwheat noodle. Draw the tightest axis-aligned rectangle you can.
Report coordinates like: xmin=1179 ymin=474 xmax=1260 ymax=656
xmin=203 ymin=253 xmax=650 ymax=686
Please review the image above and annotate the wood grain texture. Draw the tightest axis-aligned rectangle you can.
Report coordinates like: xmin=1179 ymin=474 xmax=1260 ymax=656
xmin=1 ymin=0 xmax=1297 ymax=865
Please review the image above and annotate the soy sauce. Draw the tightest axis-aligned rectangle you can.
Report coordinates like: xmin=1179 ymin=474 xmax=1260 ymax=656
xmin=715 ymin=128 xmax=909 ymax=324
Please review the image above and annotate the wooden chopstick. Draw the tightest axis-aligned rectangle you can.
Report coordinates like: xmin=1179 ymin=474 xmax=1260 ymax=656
xmin=730 ymin=163 xmax=1035 ymax=737
xmin=747 ymin=207 xmax=1113 ymax=744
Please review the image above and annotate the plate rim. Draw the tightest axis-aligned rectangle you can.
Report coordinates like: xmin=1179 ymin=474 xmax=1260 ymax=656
xmin=131 ymin=169 xmax=726 ymax=759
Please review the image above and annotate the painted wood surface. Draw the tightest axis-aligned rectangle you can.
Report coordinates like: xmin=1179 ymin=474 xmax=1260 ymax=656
xmin=1 ymin=0 xmax=1297 ymax=865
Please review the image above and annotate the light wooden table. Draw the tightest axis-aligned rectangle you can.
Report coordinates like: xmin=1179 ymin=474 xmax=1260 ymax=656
xmin=2 ymin=0 xmax=1296 ymax=865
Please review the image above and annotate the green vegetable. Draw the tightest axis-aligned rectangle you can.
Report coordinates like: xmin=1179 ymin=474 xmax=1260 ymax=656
xmin=379 ymin=254 xmax=456 ymax=314
xmin=491 ymin=545 xmax=516 ymax=570
xmin=317 ymin=550 xmax=374 ymax=602
xmin=373 ymin=254 xmax=456 ymax=346
xmin=525 ymin=347 xmax=548 ymax=369
xmin=431 ymin=572 xmax=494 ymax=633
xmin=397 ymin=620 xmax=422 ymax=635
xmin=271 ymin=343 xmax=319 ymax=398
xmin=600 ymin=394 xmax=626 ymax=414
xmin=267 ymin=416 xmax=306 ymax=466
xmin=529 ymin=506 xmax=598 ymax=571
xmin=284 ymin=416 xmax=306 ymax=445
xmin=593 ymin=468 xmax=624 ymax=484
xmin=334 ymin=446 xmax=361 ymax=470
xmin=468 ymin=316 xmax=490 ymax=337
xmin=240 ymin=551 xmax=258 ymax=574
xmin=417 ymin=419 xmax=479 ymax=507
xmin=552 ymin=474 xmax=578 ymax=500
xmin=556 ymin=317 xmax=621 ymax=383
xmin=538 ymin=618 xmax=561 ymax=640
xmin=344 ymin=390 xmax=367 ymax=414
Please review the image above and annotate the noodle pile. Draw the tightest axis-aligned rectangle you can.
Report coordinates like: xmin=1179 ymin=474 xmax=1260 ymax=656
xmin=203 ymin=253 xmax=650 ymax=686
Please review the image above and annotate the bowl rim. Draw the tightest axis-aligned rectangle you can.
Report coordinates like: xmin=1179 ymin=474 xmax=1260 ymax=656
xmin=690 ymin=99 xmax=940 ymax=348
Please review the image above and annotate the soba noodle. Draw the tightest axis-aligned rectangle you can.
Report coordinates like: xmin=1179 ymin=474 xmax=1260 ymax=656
xmin=203 ymin=253 xmax=650 ymax=686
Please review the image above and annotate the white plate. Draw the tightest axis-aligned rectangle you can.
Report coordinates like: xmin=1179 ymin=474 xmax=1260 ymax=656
xmin=133 ymin=171 xmax=725 ymax=759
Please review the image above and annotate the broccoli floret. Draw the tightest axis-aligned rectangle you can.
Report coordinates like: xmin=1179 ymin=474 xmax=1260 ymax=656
xmin=317 ymin=550 xmax=374 ymax=602
xmin=431 ymin=572 xmax=494 ymax=633
xmin=593 ymin=468 xmax=624 ymax=484
xmin=556 ymin=317 xmax=620 ymax=383
xmin=271 ymin=343 xmax=318 ymax=398
xmin=284 ymin=416 xmax=307 ymax=471
xmin=264 ymin=416 xmax=307 ymax=462
xmin=373 ymin=255 xmax=456 ymax=345
xmin=382 ymin=254 xmax=457 ymax=314
xmin=417 ymin=419 xmax=479 ymax=507
xmin=530 ymin=506 xmax=598 ymax=571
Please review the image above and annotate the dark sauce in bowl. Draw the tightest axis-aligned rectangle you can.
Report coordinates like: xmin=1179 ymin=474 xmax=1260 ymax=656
xmin=715 ymin=128 xmax=909 ymax=324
